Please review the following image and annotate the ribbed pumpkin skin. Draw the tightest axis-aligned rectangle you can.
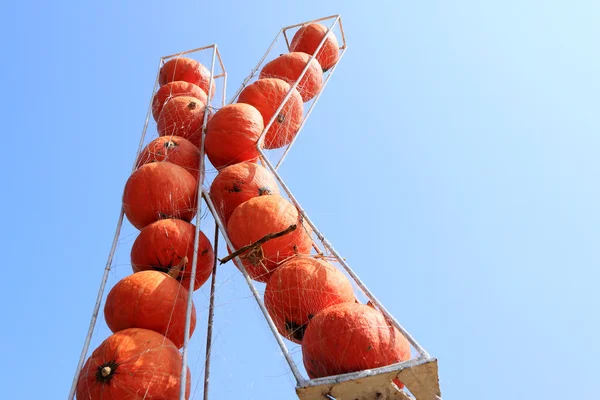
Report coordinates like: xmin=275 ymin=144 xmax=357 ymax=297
xmin=264 ymin=256 xmax=355 ymax=343
xmin=136 ymin=136 xmax=203 ymax=181
xmin=104 ymin=270 xmax=197 ymax=348
xmin=290 ymin=23 xmax=340 ymax=71
xmin=76 ymin=328 xmax=192 ymax=399
xmin=302 ymin=303 xmax=411 ymax=379
xmin=152 ymin=81 xmax=207 ymax=122
xmin=130 ymin=218 xmax=214 ymax=291
xmin=156 ymin=96 xmax=207 ymax=147
xmin=122 ymin=162 xmax=198 ymax=230
xmin=237 ymin=78 xmax=303 ymax=150
xmin=226 ymin=195 xmax=313 ymax=282
xmin=204 ymin=103 xmax=264 ymax=170
xmin=210 ymin=162 xmax=280 ymax=225
xmin=159 ymin=56 xmax=216 ymax=99
xmin=259 ymin=52 xmax=323 ymax=102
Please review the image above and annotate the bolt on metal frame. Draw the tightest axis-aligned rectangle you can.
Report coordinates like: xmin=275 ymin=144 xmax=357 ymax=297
xmin=67 ymin=44 xmax=227 ymax=400
xmin=202 ymin=14 xmax=442 ymax=400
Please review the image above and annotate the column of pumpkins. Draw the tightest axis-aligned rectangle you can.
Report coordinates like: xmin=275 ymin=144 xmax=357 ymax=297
xmin=75 ymin=22 xmax=412 ymax=400
xmin=75 ymin=56 xmax=218 ymax=399
xmin=207 ymin=23 xmax=412 ymax=387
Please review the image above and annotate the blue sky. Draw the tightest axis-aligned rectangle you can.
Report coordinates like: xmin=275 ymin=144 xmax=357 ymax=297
xmin=2 ymin=0 xmax=599 ymax=399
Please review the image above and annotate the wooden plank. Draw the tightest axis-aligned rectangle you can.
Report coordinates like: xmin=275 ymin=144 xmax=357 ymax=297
xmin=397 ymin=360 xmax=441 ymax=400
xmin=296 ymin=359 xmax=440 ymax=400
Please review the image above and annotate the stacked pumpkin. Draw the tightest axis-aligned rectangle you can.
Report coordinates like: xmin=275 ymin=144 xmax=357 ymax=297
xmin=206 ymin=23 xmax=412 ymax=388
xmin=76 ymin=56 xmax=217 ymax=399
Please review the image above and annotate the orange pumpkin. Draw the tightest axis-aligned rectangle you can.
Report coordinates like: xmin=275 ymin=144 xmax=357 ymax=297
xmin=259 ymin=52 xmax=323 ymax=102
xmin=104 ymin=270 xmax=196 ymax=349
xmin=210 ymin=162 xmax=280 ymax=225
xmin=152 ymin=81 xmax=207 ymax=121
xmin=237 ymin=78 xmax=303 ymax=149
xmin=136 ymin=136 xmax=204 ymax=181
xmin=264 ymin=256 xmax=355 ymax=343
xmin=76 ymin=328 xmax=191 ymax=399
xmin=131 ymin=218 xmax=214 ymax=291
xmin=204 ymin=103 xmax=264 ymax=170
xmin=302 ymin=303 xmax=411 ymax=379
xmin=156 ymin=96 xmax=207 ymax=147
xmin=159 ymin=56 xmax=216 ymax=99
xmin=227 ymin=194 xmax=313 ymax=282
xmin=123 ymin=162 xmax=198 ymax=230
xmin=290 ymin=23 xmax=340 ymax=72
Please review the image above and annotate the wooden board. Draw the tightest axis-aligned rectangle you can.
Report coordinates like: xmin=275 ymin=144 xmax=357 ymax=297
xmin=296 ymin=358 xmax=440 ymax=400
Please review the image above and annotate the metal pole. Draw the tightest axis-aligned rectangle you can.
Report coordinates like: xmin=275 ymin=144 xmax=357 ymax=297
xmin=203 ymin=225 xmax=219 ymax=400
xmin=67 ymin=57 xmax=163 ymax=400
xmin=179 ymin=44 xmax=218 ymax=400
xmin=162 ymin=44 xmax=222 ymax=61
xmin=202 ymin=190 xmax=306 ymax=384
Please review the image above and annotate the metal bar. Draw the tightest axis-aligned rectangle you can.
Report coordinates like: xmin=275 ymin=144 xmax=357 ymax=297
xmin=162 ymin=44 xmax=217 ymax=61
xmin=216 ymin=46 xmax=227 ymax=108
xmin=216 ymin=46 xmax=226 ymax=83
xmin=179 ymin=45 xmax=219 ymax=400
xmin=203 ymin=225 xmax=219 ymax=400
xmin=202 ymin=190 xmax=306 ymax=384
xmin=283 ymin=29 xmax=291 ymax=51
xmin=311 ymin=241 xmax=324 ymax=255
xmin=259 ymin=149 xmax=430 ymax=358
xmin=67 ymin=57 xmax=162 ymax=400
xmin=255 ymin=16 xmax=341 ymax=148
xmin=204 ymin=59 xmax=226 ymax=400
xmin=282 ymin=15 xmax=345 ymax=52
xmin=229 ymin=28 xmax=284 ymax=104
xmin=281 ymin=14 xmax=340 ymax=32
xmin=274 ymin=47 xmax=347 ymax=170
xmin=338 ymin=17 xmax=348 ymax=49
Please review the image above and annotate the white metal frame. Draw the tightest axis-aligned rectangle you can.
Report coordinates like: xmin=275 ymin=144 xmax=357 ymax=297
xmin=67 ymin=44 xmax=227 ymax=400
xmin=207 ymin=14 xmax=442 ymax=400
xmin=70 ymin=14 xmax=442 ymax=400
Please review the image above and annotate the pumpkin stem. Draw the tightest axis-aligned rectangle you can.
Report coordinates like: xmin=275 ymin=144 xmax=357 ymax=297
xmin=95 ymin=360 xmax=119 ymax=384
xmin=168 ymin=256 xmax=188 ymax=279
xmin=257 ymin=187 xmax=272 ymax=196
xmin=218 ymin=224 xmax=297 ymax=264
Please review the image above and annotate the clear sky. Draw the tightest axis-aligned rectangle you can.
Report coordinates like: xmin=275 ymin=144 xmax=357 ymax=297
xmin=2 ymin=0 xmax=599 ymax=399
